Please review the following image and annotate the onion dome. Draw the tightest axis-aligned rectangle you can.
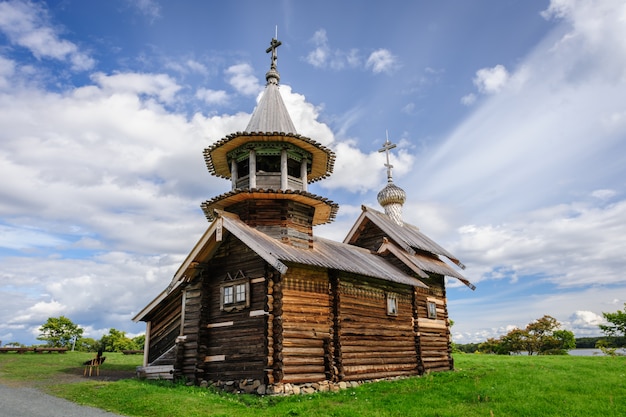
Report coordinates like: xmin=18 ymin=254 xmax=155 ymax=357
xmin=377 ymin=181 xmax=406 ymax=207
xmin=377 ymin=134 xmax=405 ymax=225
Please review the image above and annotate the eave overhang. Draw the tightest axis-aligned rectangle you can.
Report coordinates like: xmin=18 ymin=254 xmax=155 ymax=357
xmin=201 ymin=188 xmax=339 ymax=226
xmin=204 ymin=132 xmax=335 ymax=183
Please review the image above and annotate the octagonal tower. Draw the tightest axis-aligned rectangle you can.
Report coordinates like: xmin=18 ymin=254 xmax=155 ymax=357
xmin=201 ymin=38 xmax=338 ymax=249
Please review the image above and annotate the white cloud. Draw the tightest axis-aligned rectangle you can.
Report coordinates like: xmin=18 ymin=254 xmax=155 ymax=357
xmin=460 ymin=93 xmax=476 ymax=106
xmin=0 ymin=0 xmax=94 ymax=71
xmin=414 ymin=0 xmax=626 ymax=228
xmin=196 ymin=88 xmax=229 ymax=105
xmin=127 ymin=0 xmax=161 ymax=22
xmin=365 ymin=49 xmax=398 ymax=74
xmin=306 ymin=29 xmax=330 ymax=68
xmin=453 ymin=195 xmax=626 ymax=288
xmin=225 ymin=63 xmax=262 ymax=96
xmin=91 ymin=72 xmax=182 ymax=104
xmin=306 ymin=30 xmax=398 ymax=74
xmin=473 ymin=64 xmax=509 ymax=94
xmin=0 ymin=56 xmax=16 ymax=89
xmin=0 ymin=65 xmax=363 ymax=345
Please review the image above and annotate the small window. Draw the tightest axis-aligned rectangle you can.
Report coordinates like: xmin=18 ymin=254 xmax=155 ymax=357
xmin=386 ymin=293 xmax=398 ymax=316
xmin=256 ymin=155 xmax=281 ymax=173
xmin=223 ymin=286 xmax=233 ymax=304
xmin=427 ymin=301 xmax=437 ymax=319
xmin=236 ymin=158 xmax=249 ymax=177
xmin=235 ymin=283 xmax=246 ymax=303
xmin=220 ymin=271 xmax=250 ymax=312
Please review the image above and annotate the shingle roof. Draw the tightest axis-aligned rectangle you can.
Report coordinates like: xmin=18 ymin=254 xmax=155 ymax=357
xmin=344 ymin=206 xmax=475 ymax=290
xmin=245 ymin=82 xmax=297 ymax=134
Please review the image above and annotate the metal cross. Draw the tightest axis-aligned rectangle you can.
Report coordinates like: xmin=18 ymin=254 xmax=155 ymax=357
xmin=266 ymin=37 xmax=282 ymax=69
xmin=378 ymin=131 xmax=397 ymax=183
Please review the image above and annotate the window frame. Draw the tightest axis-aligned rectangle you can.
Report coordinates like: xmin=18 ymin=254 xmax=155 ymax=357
xmin=386 ymin=293 xmax=399 ymax=316
xmin=427 ymin=301 xmax=437 ymax=319
xmin=220 ymin=274 xmax=250 ymax=312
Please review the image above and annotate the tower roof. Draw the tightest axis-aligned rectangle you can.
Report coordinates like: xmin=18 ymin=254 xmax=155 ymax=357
xmin=204 ymin=37 xmax=335 ymax=183
xmin=246 ymin=37 xmax=296 ymax=134
xmin=245 ymin=73 xmax=297 ymax=134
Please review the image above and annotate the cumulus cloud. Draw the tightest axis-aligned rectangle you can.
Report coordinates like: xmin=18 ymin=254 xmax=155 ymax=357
xmin=473 ymin=64 xmax=510 ymax=94
xmin=305 ymin=28 xmax=397 ymax=74
xmin=306 ymin=29 xmax=330 ymax=68
xmin=225 ymin=63 xmax=262 ymax=96
xmin=90 ymin=72 xmax=182 ymax=104
xmin=365 ymin=49 xmax=398 ymax=74
xmin=0 ymin=59 xmax=388 ymax=344
xmin=196 ymin=88 xmax=229 ymax=105
xmin=453 ymin=194 xmax=626 ymax=288
xmin=0 ymin=0 xmax=94 ymax=71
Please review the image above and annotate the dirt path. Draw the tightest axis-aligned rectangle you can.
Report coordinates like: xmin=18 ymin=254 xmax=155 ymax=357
xmin=0 ymin=384 xmax=128 ymax=417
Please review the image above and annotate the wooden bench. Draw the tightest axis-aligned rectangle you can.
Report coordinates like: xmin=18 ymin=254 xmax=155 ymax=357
xmin=122 ymin=349 xmax=144 ymax=355
xmin=0 ymin=347 xmax=34 ymax=354
xmin=83 ymin=355 xmax=106 ymax=377
xmin=33 ymin=347 xmax=68 ymax=354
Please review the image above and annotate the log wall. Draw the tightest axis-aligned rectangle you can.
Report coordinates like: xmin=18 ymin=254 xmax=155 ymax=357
xmin=280 ymin=266 xmax=331 ymax=384
xmin=336 ymin=274 xmax=419 ymax=381
xmin=196 ymin=235 xmax=269 ymax=383
xmin=227 ymin=199 xmax=314 ymax=248
xmin=147 ymin=291 xmax=182 ymax=364
xmin=414 ymin=274 xmax=452 ymax=372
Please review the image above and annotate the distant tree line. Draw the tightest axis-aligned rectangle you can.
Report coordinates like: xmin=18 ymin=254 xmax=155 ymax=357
xmin=455 ymin=304 xmax=626 ymax=355
xmin=26 ymin=315 xmax=144 ymax=352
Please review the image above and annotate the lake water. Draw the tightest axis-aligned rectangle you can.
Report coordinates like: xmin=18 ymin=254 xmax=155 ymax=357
xmin=569 ymin=348 xmax=605 ymax=356
xmin=569 ymin=348 xmax=626 ymax=356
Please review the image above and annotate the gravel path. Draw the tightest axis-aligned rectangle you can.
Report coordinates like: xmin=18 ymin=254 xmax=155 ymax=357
xmin=0 ymin=384 xmax=128 ymax=417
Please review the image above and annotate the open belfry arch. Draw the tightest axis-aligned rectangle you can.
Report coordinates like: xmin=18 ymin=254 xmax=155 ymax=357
xmin=133 ymin=37 xmax=473 ymax=392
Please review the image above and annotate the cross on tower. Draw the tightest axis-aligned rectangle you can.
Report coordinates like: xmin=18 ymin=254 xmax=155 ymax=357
xmin=266 ymin=37 xmax=282 ymax=69
xmin=378 ymin=131 xmax=397 ymax=183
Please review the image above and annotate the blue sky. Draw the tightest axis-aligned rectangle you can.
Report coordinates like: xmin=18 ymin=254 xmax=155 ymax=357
xmin=1 ymin=0 xmax=625 ymax=346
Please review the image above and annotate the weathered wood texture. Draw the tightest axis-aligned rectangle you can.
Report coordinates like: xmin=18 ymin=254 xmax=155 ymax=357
xmin=347 ymin=217 xmax=386 ymax=252
xmin=196 ymin=235 xmax=269 ymax=382
xmin=280 ymin=267 xmax=331 ymax=384
xmin=226 ymin=199 xmax=314 ymax=248
xmin=147 ymin=291 xmax=182 ymax=364
xmin=179 ymin=281 xmax=202 ymax=381
xmin=414 ymin=274 xmax=452 ymax=372
xmin=337 ymin=274 xmax=419 ymax=381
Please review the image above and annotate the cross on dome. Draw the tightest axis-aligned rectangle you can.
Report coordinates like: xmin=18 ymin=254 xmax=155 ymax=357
xmin=378 ymin=131 xmax=397 ymax=183
xmin=266 ymin=37 xmax=282 ymax=70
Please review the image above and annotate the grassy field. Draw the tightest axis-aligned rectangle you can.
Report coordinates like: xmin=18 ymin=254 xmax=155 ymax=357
xmin=1 ymin=352 xmax=625 ymax=416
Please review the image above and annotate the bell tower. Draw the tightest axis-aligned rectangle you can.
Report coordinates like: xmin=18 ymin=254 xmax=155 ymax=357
xmin=201 ymin=37 xmax=338 ymax=248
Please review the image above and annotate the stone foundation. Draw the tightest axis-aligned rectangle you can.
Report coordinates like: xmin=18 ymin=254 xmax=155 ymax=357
xmin=198 ymin=377 xmax=407 ymax=396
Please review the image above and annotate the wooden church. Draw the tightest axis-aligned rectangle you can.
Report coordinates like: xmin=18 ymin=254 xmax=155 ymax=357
xmin=133 ymin=38 xmax=473 ymax=389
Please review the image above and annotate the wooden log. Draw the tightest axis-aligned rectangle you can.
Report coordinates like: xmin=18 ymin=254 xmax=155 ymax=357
xmin=282 ymin=346 xmax=325 ymax=356
xmin=342 ymin=356 xmax=416 ymax=366
xmin=281 ymin=372 xmax=327 ymax=384
xmin=283 ymin=356 xmax=325 ymax=366
xmin=343 ymin=362 xmax=417 ymax=374
xmin=341 ymin=349 xmax=417 ymax=359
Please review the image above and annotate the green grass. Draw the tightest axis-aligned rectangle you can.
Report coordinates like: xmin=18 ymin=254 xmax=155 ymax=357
xmin=1 ymin=352 xmax=625 ymax=416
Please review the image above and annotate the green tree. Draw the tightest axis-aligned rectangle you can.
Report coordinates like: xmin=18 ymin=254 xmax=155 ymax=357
xmin=37 ymin=316 xmax=83 ymax=348
xmin=478 ymin=338 xmax=507 ymax=355
xmin=99 ymin=328 xmax=136 ymax=352
xmin=478 ymin=316 xmax=575 ymax=355
xmin=500 ymin=328 xmax=528 ymax=355
xmin=599 ymin=303 xmax=626 ymax=339
xmin=526 ymin=315 xmax=560 ymax=355
xmin=132 ymin=334 xmax=145 ymax=350
xmin=598 ymin=303 xmax=626 ymax=352
xmin=75 ymin=337 xmax=99 ymax=352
